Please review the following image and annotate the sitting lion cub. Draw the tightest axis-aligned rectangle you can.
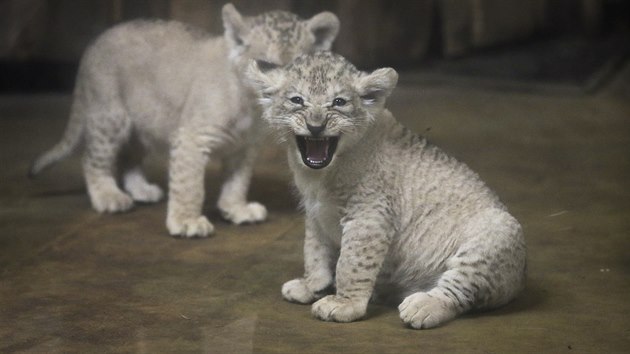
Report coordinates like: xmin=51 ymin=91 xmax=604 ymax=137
xmin=247 ymin=52 xmax=527 ymax=328
xmin=29 ymin=4 xmax=339 ymax=237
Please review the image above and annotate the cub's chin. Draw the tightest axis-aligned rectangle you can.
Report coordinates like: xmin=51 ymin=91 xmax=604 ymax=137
xmin=295 ymin=135 xmax=339 ymax=169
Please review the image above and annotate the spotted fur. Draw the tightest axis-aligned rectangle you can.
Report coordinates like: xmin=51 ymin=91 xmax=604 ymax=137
xmin=29 ymin=4 xmax=339 ymax=237
xmin=247 ymin=52 xmax=527 ymax=328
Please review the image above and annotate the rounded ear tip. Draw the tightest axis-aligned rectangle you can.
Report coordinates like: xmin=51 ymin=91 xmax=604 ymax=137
xmin=386 ymin=67 xmax=399 ymax=81
xmin=222 ymin=3 xmax=238 ymax=18
xmin=309 ymin=11 xmax=340 ymax=28
xmin=377 ymin=67 xmax=399 ymax=85
xmin=320 ymin=12 xmax=340 ymax=23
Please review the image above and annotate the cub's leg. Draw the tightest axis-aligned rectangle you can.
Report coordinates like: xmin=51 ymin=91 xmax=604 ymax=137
xmin=120 ymin=138 xmax=163 ymax=203
xmin=217 ymin=146 xmax=267 ymax=224
xmin=83 ymin=109 xmax=134 ymax=213
xmin=282 ymin=218 xmax=336 ymax=304
xmin=166 ymin=127 xmax=213 ymax=237
xmin=399 ymin=209 xmax=526 ymax=329
xmin=311 ymin=214 xmax=393 ymax=323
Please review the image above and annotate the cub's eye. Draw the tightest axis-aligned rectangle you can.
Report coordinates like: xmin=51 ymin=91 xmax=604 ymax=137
xmin=332 ymin=98 xmax=347 ymax=107
xmin=290 ymin=96 xmax=304 ymax=105
xmin=256 ymin=60 xmax=279 ymax=72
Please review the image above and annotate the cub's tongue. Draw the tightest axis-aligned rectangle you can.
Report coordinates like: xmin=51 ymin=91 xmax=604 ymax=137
xmin=305 ymin=138 xmax=330 ymax=164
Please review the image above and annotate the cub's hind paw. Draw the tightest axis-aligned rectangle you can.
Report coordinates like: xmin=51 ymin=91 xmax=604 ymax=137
xmin=399 ymin=292 xmax=457 ymax=329
xmin=167 ymin=215 xmax=214 ymax=238
xmin=126 ymin=182 xmax=163 ymax=203
xmin=312 ymin=295 xmax=366 ymax=323
xmin=282 ymin=279 xmax=319 ymax=304
xmin=220 ymin=202 xmax=268 ymax=225
xmin=91 ymin=190 xmax=134 ymax=213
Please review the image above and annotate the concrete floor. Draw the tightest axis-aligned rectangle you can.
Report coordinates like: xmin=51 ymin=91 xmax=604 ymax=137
xmin=1 ymin=63 xmax=629 ymax=353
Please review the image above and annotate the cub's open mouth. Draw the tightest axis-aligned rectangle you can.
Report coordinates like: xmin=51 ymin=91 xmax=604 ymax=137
xmin=295 ymin=136 xmax=339 ymax=169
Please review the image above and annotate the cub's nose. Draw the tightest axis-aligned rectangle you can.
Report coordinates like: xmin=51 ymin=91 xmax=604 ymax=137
xmin=307 ymin=123 xmax=326 ymax=136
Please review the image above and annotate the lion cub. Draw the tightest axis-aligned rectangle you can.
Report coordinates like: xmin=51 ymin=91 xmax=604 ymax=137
xmin=29 ymin=4 xmax=339 ymax=237
xmin=247 ymin=52 xmax=526 ymax=328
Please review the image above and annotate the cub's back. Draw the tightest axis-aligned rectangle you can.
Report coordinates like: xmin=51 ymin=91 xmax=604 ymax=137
xmin=377 ymin=116 xmax=504 ymax=222
xmin=75 ymin=20 xmax=232 ymax=132
xmin=78 ymin=20 xmax=227 ymax=94
xmin=82 ymin=20 xmax=217 ymax=67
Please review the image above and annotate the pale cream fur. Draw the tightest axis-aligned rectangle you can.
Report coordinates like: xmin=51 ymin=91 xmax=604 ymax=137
xmin=30 ymin=4 xmax=340 ymax=237
xmin=248 ymin=52 xmax=526 ymax=328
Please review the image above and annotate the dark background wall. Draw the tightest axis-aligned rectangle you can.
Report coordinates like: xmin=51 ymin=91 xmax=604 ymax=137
xmin=0 ymin=0 xmax=628 ymax=92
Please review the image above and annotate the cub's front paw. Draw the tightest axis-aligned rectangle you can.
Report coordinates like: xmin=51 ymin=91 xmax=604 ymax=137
xmin=167 ymin=215 xmax=214 ymax=238
xmin=399 ymin=292 xmax=457 ymax=329
xmin=220 ymin=202 xmax=268 ymax=225
xmin=312 ymin=295 xmax=366 ymax=323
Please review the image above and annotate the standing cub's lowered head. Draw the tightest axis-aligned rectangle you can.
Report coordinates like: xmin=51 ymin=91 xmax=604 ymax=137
xmin=29 ymin=4 xmax=339 ymax=237
xmin=247 ymin=52 xmax=526 ymax=329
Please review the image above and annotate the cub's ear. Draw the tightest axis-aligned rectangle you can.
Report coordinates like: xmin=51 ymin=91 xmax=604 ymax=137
xmin=306 ymin=12 xmax=340 ymax=51
xmin=222 ymin=3 xmax=247 ymax=47
xmin=245 ymin=60 xmax=284 ymax=106
xmin=355 ymin=68 xmax=398 ymax=107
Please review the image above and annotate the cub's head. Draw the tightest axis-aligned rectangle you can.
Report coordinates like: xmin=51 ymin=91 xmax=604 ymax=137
xmin=246 ymin=51 xmax=398 ymax=170
xmin=222 ymin=3 xmax=339 ymax=69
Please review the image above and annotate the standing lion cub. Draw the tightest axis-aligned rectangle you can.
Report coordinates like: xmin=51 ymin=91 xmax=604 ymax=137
xmin=29 ymin=4 xmax=339 ymax=237
xmin=247 ymin=52 xmax=527 ymax=328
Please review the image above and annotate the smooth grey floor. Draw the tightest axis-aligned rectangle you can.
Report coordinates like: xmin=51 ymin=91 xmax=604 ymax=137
xmin=1 ymin=64 xmax=629 ymax=353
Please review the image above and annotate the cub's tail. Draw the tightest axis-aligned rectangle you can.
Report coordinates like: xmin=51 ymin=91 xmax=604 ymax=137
xmin=28 ymin=101 xmax=84 ymax=178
